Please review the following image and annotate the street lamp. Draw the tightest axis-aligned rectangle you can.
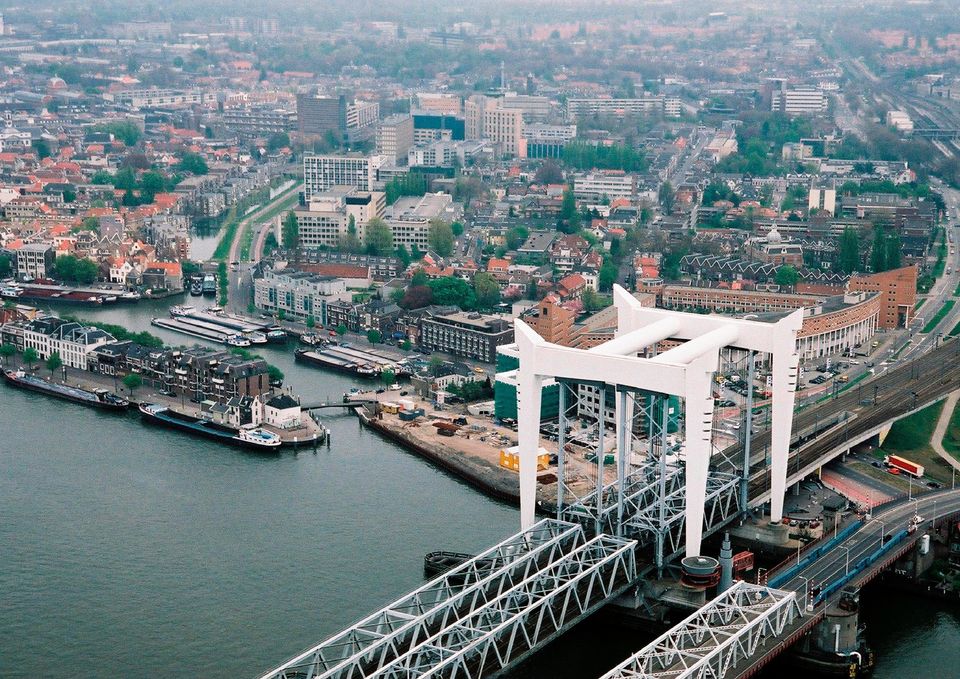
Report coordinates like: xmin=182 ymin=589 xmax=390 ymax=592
xmin=842 ymin=545 xmax=852 ymax=575
xmin=798 ymin=575 xmax=815 ymax=612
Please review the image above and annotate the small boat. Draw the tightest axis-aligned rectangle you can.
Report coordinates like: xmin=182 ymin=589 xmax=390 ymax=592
xmin=226 ymin=334 xmax=251 ymax=347
xmin=189 ymin=278 xmax=203 ymax=296
xmin=201 ymin=273 xmax=217 ymax=296
xmin=3 ymin=368 xmax=129 ymax=411
xmin=236 ymin=426 xmax=282 ymax=448
xmin=266 ymin=328 xmax=288 ymax=343
xmin=299 ymin=332 xmax=321 ymax=346
xmin=170 ymin=305 xmax=196 ymax=318
xmin=245 ymin=331 xmax=268 ymax=344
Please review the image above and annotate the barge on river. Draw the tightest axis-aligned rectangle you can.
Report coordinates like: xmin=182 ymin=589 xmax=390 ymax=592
xmin=138 ymin=403 xmax=282 ymax=450
xmin=2 ymin=368 xmax=129 ymax=411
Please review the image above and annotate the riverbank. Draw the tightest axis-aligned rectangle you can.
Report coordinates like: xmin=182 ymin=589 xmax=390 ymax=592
xmin=0 ymin=359 xmax=326 ymax=447
xmin=351 ymin=391 xmax=608 ymax=511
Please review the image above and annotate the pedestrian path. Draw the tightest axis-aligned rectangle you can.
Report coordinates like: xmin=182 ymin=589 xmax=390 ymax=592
xmin=931 ymin=389 xmax=960 ymax=471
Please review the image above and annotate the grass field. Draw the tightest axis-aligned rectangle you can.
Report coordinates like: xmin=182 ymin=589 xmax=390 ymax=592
xmin=943 ymin=400 xmax=960 ymax=459
xmin=883 ymin=400 xmax=944 ymax=454
xmin=922 ymin=300 xmax=955 ymax=334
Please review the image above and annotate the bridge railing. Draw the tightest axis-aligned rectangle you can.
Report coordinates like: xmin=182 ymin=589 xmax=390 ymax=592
xmin=768 ymin=521 xmax=863 ymax=589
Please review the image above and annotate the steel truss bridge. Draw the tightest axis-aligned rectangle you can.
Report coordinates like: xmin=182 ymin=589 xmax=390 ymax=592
xmin=256 ymin=519 xmax=637 ymax=679
xmin=599 ymin=583 xmax=802 ymax=679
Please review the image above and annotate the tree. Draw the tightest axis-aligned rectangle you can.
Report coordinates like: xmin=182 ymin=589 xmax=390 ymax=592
xmin=122 ymin=372 xmax=143 ymax=396
xmin=267 ymin=365 xmax=284 ymax=385
xmin=401 ymin=339 xmax=412 ymax=351
xmin=429 ymin=355 xmax=445 ymax=376
xmin=428 ymin=277 xmax=475 ymax=309
xmin=451 ymin=221 xmax=465 ymax=237
xmin=276 ymin=309 xmax=286 ymax=321
xmin=336 ymin=324 xmax=348 ymax=336
xmin=139 ymin=171 xmax=166 ymax=202
xmin=774 ymin=265 xmax=799 ymax=287
xmin=339 ymin=214 xmax=362 ymax=253
xmin=33 ymin=139 xmax=51 ymax=159
xmin=506 ymin=226 xmax=529 ymax=250
xmin=870 ymin=226 xmax=887 ymax=272
xmin=658 ymin=181 xmax=675 ymax=215
xmin=394 ymin=244 xmax=411 ymax=268
xmin=90 ymin=170 xmax=114 ymax=185
xmin=381 ymin=368 xmax=396 ymax=386
xmin=45 ymin=351 xmax=62 ymax=378
xmin=22 ymin=347 xmax=38 ymax=369
xmin=473 ymin=272 xmax=501 ymax=309
xmin=428 ymin=219 xmax=455 ymax=257
xmin=94 ymin=121 xmax=142 ymax=147
xmin=533 ymin=159 xmax=564 ymax=185
xmin=306 ymin=315 xmax=316 ymax=328
xmin=113 ymin=167 xmax=138 ymax=191
xmin=599 ymin=261 xmax=618 ymax=291
xmin=367 ymin=329 xmax=382 ymax=344
xmin=400 ymin=285 xmax=434 ymax=309
xmin=837 ymin=227 xmax=860 ymax=274
xmin=886 ymin=233 xmax=902 ymax=270
xmin=0 ymin=254 xmax=10 ymax=278
xmin=178 ymin=152 xmax=208 ymax=175
xmin=267 ymin=132 xmax=290 ymax=151
xmin=365 ymin=217 xmax=394 ymax=255
xmin=282 ymin=211 xmax=299 ymax=250
xmin=411 ymin=269 xmax=429 ymax=287
xmin=0 ymin=343 xmax=16 ymax=365
xmin=75 ymin=259 xmax=98 ymax=285
xmin=581 ymin=287 xmax=607 ymax=312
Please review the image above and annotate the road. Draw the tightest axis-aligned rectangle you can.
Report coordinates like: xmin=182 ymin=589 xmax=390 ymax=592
xmin=781 ymin=488 xmax=960 ymax=598
xmin=224 ymin=181 xmax=302 ymax=314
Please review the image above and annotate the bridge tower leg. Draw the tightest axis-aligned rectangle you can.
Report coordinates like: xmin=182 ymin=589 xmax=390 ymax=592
xmin=683 ymin=355 xmax=717 ymax=557
xmin=769 ymin=343 xmax=799 ymax=524
xmin=517 ymin=369 xmax=544 ymax=531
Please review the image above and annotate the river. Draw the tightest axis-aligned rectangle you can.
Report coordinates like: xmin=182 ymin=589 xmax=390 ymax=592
xmin=1 ymin=295 xmax=955 ymax=678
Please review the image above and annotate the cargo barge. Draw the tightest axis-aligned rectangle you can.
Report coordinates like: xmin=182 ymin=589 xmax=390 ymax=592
xmin=138 ymin=403 xmax=282 ymax=450
xmin=295 ymin=347 xmax=378 ymax=377
xmin=2 ymin=368 xmax=130 ymax=411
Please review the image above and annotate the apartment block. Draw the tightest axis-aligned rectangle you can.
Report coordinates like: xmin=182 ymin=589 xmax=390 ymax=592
xmin=303 ymin=154 xmax=385 ymax=199
xmin=295 ymin=186 xmax=386 ymax=249
xmin=375 ymin=114 xmax=414 ymax=164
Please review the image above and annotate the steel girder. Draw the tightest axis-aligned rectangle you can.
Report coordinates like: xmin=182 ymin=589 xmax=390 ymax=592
xmin=368 ymin=533 xmax=638 ymax=679
xmin=599 ymin=582 xmax=802 ymax=679
xmin=255 ymin=520 xmax=586 ymax=679
xmin=625 ymin=471 xmax=741 ymax=562
xmin=559 ymin=463 xmax=685 ymax=535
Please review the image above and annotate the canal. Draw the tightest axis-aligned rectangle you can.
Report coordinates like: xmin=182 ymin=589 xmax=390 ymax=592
xmin=1 ymin=295 xmax=956 ymax=677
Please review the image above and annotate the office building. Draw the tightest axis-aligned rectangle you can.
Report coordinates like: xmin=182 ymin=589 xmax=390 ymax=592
xmin=412 ymin=112 xmax=466 ymax=144
xmin=294 ymin=186 xmax=386 ymax=249
xmin=499 ymin=93 xmax=552 ymax=120
xmin=15 ymin=243 xmax=55 ymax=280
xmin=346 ymin=100 xmax=380 ymax=131
xmin=415 ymin=93 xmax=463 ymax=115
xmin=254 ymin=268 xmax=347 ymax=321
xmin=385 ymin=193 xmax=462 ymax=251
xmin=419 ymin=311 xmax=514 ymax=363
xmin=465 ymin=95 xmax=525 ymax=157
xmin=407 ymin=140 xmax=486 ymax=168
xmin=771 ymin=88 xmax=827 ymax=114
xmin=566 ymin=96 xmax=681 ymax=119
xmin=296 ymin=93 xmax=346 ymax=139
xmin=572 ymin=172 xmax=637 ymax=201
xmin=376 ymin=115 xmax=414 ymax=164
xmin=221 ymin=106 xmax=297 ymax=139
xmin=847 ymin=265 xmax=917 ymax=329
xmin=303 ymin=154 xmax=385 ymax=199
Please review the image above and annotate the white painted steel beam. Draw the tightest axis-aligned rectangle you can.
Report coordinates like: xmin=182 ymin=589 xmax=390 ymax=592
xmin=598 ymin=582 xmax=802 ymax=679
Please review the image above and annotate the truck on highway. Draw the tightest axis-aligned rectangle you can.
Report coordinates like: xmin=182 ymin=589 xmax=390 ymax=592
xmin=885 ymin=454 xmax=925 ymax=478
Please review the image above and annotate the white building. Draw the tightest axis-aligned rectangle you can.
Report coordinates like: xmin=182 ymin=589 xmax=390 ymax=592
xmin=263 ymin=393 xmax=303 ymax=430
xmin=886 ymin=110 xmax=914 ymax=132
xmin=772 ymin=88 xmax=827 ymax=114
xmin=346 ymin=100 xmax=380 ymax=130
xmin=15 ymin=243 xmax=54 ymax=280
xmin=20 ymin=318 xmax=115 ymax=369
xmin=303 ymin=154 xmax=386 ymax=200
xmin=808 ymin=188 xmax=837 ymax=216
xmin=295 ymin=186 xmax=386 ymax=249
xmin=376 ymin=115 xmax=414 ymax=164
xmin=464 ymin=95 xmax=525 ymax=157
xmin=566 ymin=96 xmax=681 ymax=119
xmin=385 ymin=193 xmax=463 ymax=251
xmin=254 ymin=268 xmax=348 ymax=321
xmin=407 ymin=140 xmax=486 ymax=167
xmin=572 ymin=172 xmax=636 ymax=201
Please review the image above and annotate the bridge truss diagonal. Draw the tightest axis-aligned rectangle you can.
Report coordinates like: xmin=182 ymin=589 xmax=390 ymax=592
xmin=599 ymin=582 xmax=802 ymax=679
xmin=255 ymin=519 xmax=636 ymax=679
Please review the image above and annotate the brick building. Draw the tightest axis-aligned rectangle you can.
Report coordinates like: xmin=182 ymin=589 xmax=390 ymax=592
xmin=847 ymin=265 xmax=917 ymax=329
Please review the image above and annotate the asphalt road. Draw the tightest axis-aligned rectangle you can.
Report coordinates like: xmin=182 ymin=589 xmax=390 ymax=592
xmin=782 ymin=488 xmax=960 ymax=597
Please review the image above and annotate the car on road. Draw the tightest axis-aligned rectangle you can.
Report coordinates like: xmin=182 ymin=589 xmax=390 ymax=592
xmin=888 ymin=467 xmax=901 ymax=475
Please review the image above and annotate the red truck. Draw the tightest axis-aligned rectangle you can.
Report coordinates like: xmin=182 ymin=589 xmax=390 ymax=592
xmin=885 ymin=454 xmax=925 ymax=478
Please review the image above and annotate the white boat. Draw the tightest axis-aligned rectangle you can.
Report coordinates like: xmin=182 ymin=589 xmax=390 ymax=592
xmin=226 ymin=335 xmax=251 ymax=347
xmin=170 ymin=305 xmax=196 ymax=317
xmin=245 ymin=331 xmax=268 ymax=344
xmin=234 ymin=426 xmax=282 ymax=448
